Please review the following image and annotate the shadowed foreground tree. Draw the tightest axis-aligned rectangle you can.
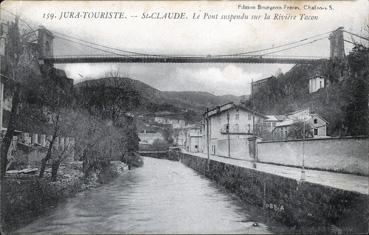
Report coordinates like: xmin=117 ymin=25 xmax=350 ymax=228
xmin=0 ymin=18 xmax=42 ymax=177
xmin=343 ymin=44 xmax=369 ymax=136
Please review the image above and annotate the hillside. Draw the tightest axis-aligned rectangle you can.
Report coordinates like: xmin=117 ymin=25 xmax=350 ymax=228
xmin=162 ymin=91 xmax=241 ymax=109
xmin=244 ymin=45 xmax=368 ymax=136
xmin=74 ymin=77 xmax=241 ymax=122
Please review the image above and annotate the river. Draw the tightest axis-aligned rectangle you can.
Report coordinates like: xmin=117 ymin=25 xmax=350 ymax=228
xmin=16 ymin=157 xmax=288 ymax=234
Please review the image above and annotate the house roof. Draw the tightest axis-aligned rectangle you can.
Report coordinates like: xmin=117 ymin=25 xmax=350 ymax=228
xmin=265 ymin=115 xmax=281 ymax=122
xmin=275 ymin=119 xmax=296 ymax=127
xmin=204 ymin=102 xmax=267 ymax=119
xmin=311 ymin=113 xmax=329 ymax=124
xmin=286 ymin=108 xmax=310 ymax=116
xmin=275 ymin=113 xmax=329 ymax=128
xmin=251 ymin=76 xmax=275 ymax=85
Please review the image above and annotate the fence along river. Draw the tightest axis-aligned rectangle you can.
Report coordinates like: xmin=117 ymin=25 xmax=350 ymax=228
xmin=16 ymin=157 xmax=289 ymax=234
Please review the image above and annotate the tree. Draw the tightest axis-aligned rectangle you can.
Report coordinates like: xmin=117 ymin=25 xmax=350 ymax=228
xmin=343 ymin=44 xmax=368 ymax=136
xmin=116 ymin=115 xmax=139 ymax=164
xmin=0 ymin=18 xmax=42 ymax=177
xmin=38 ymin=111 xmax=60 ymax=178
xmin=161 ymin=127 xmax=174 ymax=144
xmin=152 ymin=139 xmax=170 ymax=151
xmin=50 ymin=137 xmax=74 ymax=182
xmin=287 ymin=121 xmax=314 ymax=140
xmin=38 ymin=69 xmax=73 ymax=178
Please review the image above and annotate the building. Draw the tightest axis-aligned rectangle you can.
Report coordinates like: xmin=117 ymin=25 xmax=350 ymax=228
xmin=309 ymin=113 xmax=329 ymax=137
xmin=173 ymin=128 xmax=186 ymax=147
xmin=272 ymin=109 xmax=328 ymax=140
xmin=154 ymin=116 xmax=186 ymax=129
xmin=262 ymin=115 xmax=284 ymax=132
xmin=251 ymin=76 xmax=274 ymax=94
xmin=138 ymin=130 xmax=164 ymax=145
xmin=309 ymin=76 xmax=325 ymax=93
xmin=185 ymin=126 xmax=202 ymax=153
xmin=202 ymin=102 xmax=266 ymax=159
xmin=258 ymin=115 xmax=285 ymax=140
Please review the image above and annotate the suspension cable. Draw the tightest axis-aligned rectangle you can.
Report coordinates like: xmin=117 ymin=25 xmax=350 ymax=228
xmin=54 ymin=35 xmax=135 ymax=58
xmin=261 ymin=36 xmax=328 ymax=56
xmin=343 ymin=30 xmax=369 ymax=41
xmin=220 ymin=31 xmax=333 ymax=56
xmin=53 ymin=31 xmax=154 ymax=56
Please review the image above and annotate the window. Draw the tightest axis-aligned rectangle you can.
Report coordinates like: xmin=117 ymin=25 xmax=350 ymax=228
xmin=320 ymin=81 xmax=322 ymax=88
xmin=314 ymin=119 xmax=318 ymax=124
xmin=235 ymin=124 xmax=239 ymax=132
xmin=45 ymin=41 xmax=50 ymax=52
xmin=247 ymin=124 xmax=251 ymax=132
xmin=235 ymin=113 xmax=239 ymax=120
xmin=314 ymin=128 xmax=318 ymax=135
xmin=248 ymin=113 xmax=251 ymax=120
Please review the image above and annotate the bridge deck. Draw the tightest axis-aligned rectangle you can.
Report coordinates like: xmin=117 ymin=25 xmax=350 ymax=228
xmin=42 ymin=56 xmax=328 ymax=64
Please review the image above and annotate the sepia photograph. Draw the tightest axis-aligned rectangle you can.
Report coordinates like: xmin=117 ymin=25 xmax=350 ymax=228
xmin=0 ymin=0 xmax=368 ymax=234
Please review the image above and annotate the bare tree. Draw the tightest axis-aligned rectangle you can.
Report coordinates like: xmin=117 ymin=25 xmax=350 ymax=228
xmin=39 ymin=111 xmax=61 ymax=178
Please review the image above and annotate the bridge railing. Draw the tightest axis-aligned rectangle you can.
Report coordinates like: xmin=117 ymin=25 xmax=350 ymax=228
xmin=44 ymin=54 xmax=327 ymax=60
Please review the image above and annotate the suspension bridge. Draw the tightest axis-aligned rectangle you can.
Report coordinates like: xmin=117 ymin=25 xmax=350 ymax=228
xmin=41 ymin=27 xmax=365 ymax=64
xmin=1 ymin=8 xmax=368 ymax=65
xmin=43 ymin=30 xmax=332 ymax=64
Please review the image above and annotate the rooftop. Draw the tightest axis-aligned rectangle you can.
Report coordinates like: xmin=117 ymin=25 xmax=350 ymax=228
xmin=204 ymin=102 xmax=267 ymax=119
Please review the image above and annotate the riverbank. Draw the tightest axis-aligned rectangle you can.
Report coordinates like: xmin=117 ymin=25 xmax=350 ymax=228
xmin=2 ymin=160 xmax=126 ymax=233
xmin=15 ymin=157 xmax=292 ymax=234
xmin=180 ymin=152 xmax=368 ymax=234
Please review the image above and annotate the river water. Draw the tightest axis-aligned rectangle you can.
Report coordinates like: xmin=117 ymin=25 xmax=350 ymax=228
xmin=16 ymin=157 xmax=287 ymax=234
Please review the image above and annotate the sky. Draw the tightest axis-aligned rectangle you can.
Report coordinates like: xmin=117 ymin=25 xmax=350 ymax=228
xmin=1 ymin=0 xmax=368 ymax=96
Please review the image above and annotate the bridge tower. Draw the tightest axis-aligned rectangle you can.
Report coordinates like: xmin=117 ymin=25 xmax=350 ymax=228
xmin=329 ymin=27 xmax=345 ymax=60
xmin=37 ymin=26 xmax=54 ymax=60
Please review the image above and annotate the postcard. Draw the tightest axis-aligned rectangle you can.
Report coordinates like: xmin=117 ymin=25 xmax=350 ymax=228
xmin=0 ymin=0 xmax=368 ymax=234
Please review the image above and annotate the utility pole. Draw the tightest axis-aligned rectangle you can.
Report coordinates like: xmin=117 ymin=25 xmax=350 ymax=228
xmin=251 ymin=79 xmax=257 ymax=168
xmin=227 ymin=111 xmax=230 ymax=158
xmin=300 ymin=108 xmax=310 ymax=181
xmin=301 ymin=119 xmax=306 ymax=181
xmin=206 ymin=108 xmax=210 ymax=170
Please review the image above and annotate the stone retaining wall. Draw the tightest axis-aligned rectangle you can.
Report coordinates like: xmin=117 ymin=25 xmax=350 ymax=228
xmin=181 ymin=153 xmax=368 ymax=234
xmin=258 ymin=137 xmax=369 ymax=175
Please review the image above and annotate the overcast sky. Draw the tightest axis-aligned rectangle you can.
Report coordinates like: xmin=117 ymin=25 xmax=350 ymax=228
xmin=2 ymin=0 xmax=368 ymax=95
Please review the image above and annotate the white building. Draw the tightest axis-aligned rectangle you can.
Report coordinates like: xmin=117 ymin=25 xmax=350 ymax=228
xmin=309 ymin=76 xmax=325 ymax=93
xmin=262 ymin=115 xmax=283 ymax=132
xmin=173 ymin=129 xmax=186 ymax=147
xmin=202 ymin=102 xmax=266 ymax=159
xmin=138 ymin=130 xmax=164 ymax=145
xmin=154 ymin=116 xmax=186 ymax=129
xmin=185 ymin=127 xmax=202 ymax=153
xmin=272 ymin=109 xmax=328 ymax=140
xmin=309 ymin=113 xmax=328 ymax=137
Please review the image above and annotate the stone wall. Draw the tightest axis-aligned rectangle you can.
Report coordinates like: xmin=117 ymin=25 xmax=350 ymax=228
xmin=216 ymin=138 xmax=250 ymax=160
xmin=258 ymin=137 xmax=368 ymax=175
xmin=181 ymin=153 xmax=368 ymax=234
xmin=139 ymin=151 xmax=169 ymax=160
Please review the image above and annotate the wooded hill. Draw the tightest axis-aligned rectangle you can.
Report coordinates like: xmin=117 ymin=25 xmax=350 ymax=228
xmin=243 ymin=45 xmax=368 ymax=137
xmin=74 ymin=76 xmax=241 ymax=123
